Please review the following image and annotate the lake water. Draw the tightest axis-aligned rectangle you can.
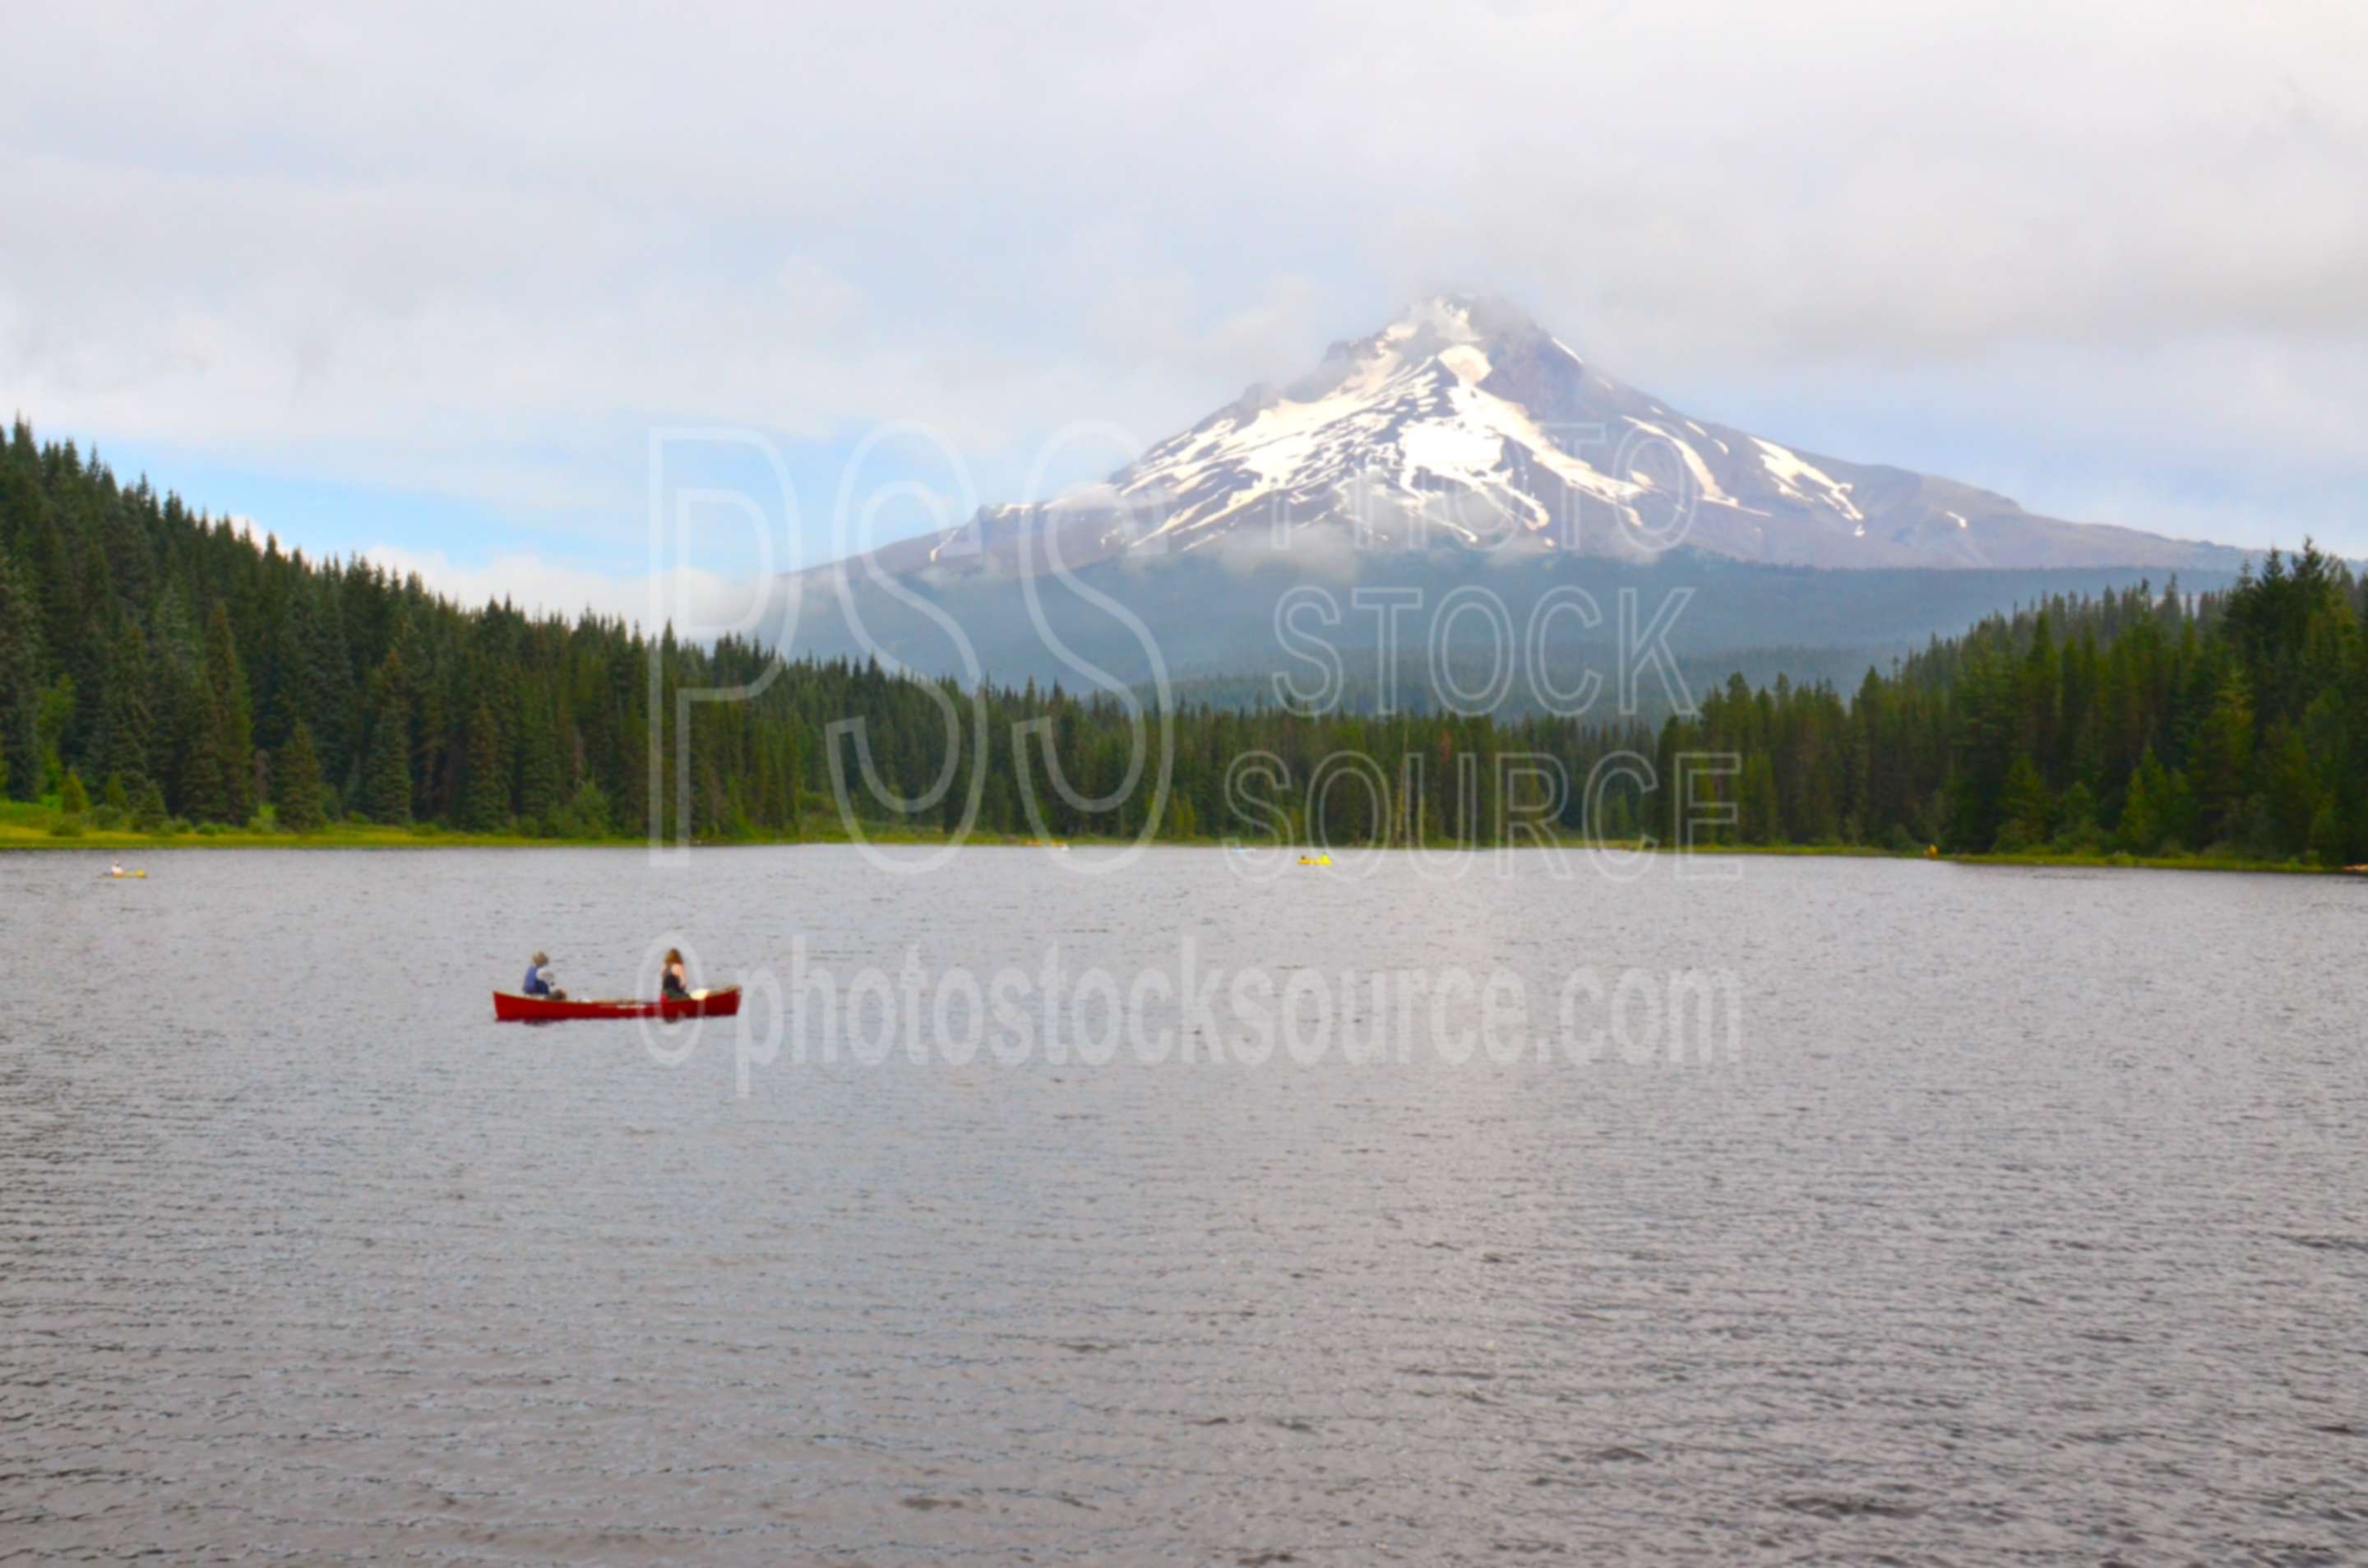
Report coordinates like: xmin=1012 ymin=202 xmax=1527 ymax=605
xmin=4 ymin=846 xmax=2366 ymax=1563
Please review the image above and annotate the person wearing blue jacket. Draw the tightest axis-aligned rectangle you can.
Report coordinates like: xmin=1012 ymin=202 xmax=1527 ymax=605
xmin=522 ymin=952 xmax=567 ymax=1001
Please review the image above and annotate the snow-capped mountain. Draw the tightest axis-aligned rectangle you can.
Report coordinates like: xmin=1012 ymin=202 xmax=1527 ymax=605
xmin=860 ymin=294 xmax=2246 ymax=577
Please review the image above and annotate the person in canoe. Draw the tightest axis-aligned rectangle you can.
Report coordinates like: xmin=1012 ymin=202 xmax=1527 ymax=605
xmin=522 ymin=951 xmax=568 ymax=1001
xmin=660 ymin=947 xmax=691 ymax=1001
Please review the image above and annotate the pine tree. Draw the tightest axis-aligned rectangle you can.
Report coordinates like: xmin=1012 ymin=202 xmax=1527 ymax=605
xmin=366 ymin=738 xmax=410 ymax=823
xmin=300 ymin=587 xmax=355 ymax=784
xmin=2055 ymin=780 xmax=2099 ymax=850
xmin=2308 ymin=799 xmax=2348 ymax=868
xmin=363 ymin=692 xmax=414 ymax=824
xmin=144 ymin=590 xmax=205 ymax=812
xmin=2188 ymin=671 xmax=2253 ymax=844
xmin=132 ymin=777 xmax=167 ymax=831
xmin=1996 ymin=753 xmax=2053 ymax=851
xmin=516 ymin=701 xmax=564 ymax=831
xmin=95 ymin=617 xmax=151 ymax=789
xmin=181 ymin=706 xmax=229 ymax=822
xmin=58 ymin=768 xmax=88 ymax=816
xmin=34 ymin=673 xmax=74 ymax=795
xmin=65 ymin=533 xmax=115 ymax=758
xmin=557 ymin=779 xmax=611 ymax=838
xmin=2263 ymin=727 xmax=2319 ymax=858
xmin=0 ymin=552 xmax=41 ymax=800
xmin=1739 ymin=752 xmax=1779 ymax=844
xmin=458 ymin=702 xmax=507 ymax=831
xmin=781 ymin=724 xmax=802 ymax=833
xmin=256 ymin=586 xmax=300 ymax=753
xmin=2116 ymin=751 xmax=2162 ymax=853
xmin=359 ymin=645 xmax=413 ymax=824
xmin=203 ymin=601 xmax=253 ymax=822
xmin=275 ymin=720 xmax=326 ymax=832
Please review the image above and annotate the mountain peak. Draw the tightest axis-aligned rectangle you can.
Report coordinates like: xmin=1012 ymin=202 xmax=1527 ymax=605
xmin=1365 ymin=293 xmax=1549 ymax=354
xmin=1403 ymin=289 xmax=1542 ymax=326
xmin=848 ymin=298 xmax=2250 ymax=579
xmin=1385 ymin=294 xmax=1487 ymax=342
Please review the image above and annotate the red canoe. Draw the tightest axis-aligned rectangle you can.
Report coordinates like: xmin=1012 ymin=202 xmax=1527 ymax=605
xmin=493 ymin=988 xmax=742 ymax=1023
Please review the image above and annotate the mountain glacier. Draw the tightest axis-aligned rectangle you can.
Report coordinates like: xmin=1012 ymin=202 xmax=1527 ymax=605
xmin=855 ymin=294 xmax=2248 ymax=580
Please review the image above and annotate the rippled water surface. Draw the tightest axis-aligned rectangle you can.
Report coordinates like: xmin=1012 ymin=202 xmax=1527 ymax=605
xmin=5 ymin=847 xmax=2366 ymax=1564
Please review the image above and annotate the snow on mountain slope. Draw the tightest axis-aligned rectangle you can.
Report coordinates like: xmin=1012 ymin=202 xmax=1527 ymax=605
xmin=848 ymin=295 xmax=2250 ymax=579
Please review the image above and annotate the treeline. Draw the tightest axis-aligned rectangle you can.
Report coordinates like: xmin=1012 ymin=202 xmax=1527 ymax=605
xmin=5 ymin=419 xmax=2358 ymax=863
xmin=0 ymin=420 xmax=1650 ymax=843
xmin=1653 ymin=546 xmax=2368 ymax=863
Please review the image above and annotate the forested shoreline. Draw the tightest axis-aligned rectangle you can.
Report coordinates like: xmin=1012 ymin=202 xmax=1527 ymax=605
xmin=1655 ymin=546 xmax=2368 ymax=863
xmin=3 ymin=420 xmax=2362 ymax=866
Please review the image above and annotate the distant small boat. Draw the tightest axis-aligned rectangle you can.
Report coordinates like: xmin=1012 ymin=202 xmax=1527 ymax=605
xmin=100 ymin=870 xmax=148 ymax=880
xmin=1298 ymin=853 xmax=1332 ymax=867
xmin=493 ymin=988 xmax=742 ymax=1023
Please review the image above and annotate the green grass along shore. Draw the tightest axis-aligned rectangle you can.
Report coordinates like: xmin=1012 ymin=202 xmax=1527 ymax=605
xmin=6 ymin=798 xmax=2352 ymax=875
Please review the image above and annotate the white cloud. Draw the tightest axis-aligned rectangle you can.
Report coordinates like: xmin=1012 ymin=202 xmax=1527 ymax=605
xmin=1210 ymin=520 xmax=1362 ymax=583
xmin=361 ymin=543 xmax=790 ymax=639
xmin=2 ymin=1 xmax=2365 ymax=551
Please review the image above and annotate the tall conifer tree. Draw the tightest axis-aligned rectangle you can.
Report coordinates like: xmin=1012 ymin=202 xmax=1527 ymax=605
xmin=276 ymin=720 xmax=326 ymax=831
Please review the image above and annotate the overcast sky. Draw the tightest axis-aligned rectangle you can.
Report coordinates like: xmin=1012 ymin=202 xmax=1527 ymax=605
xmin=4 ymin=1 xmax=2365 ymax=617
